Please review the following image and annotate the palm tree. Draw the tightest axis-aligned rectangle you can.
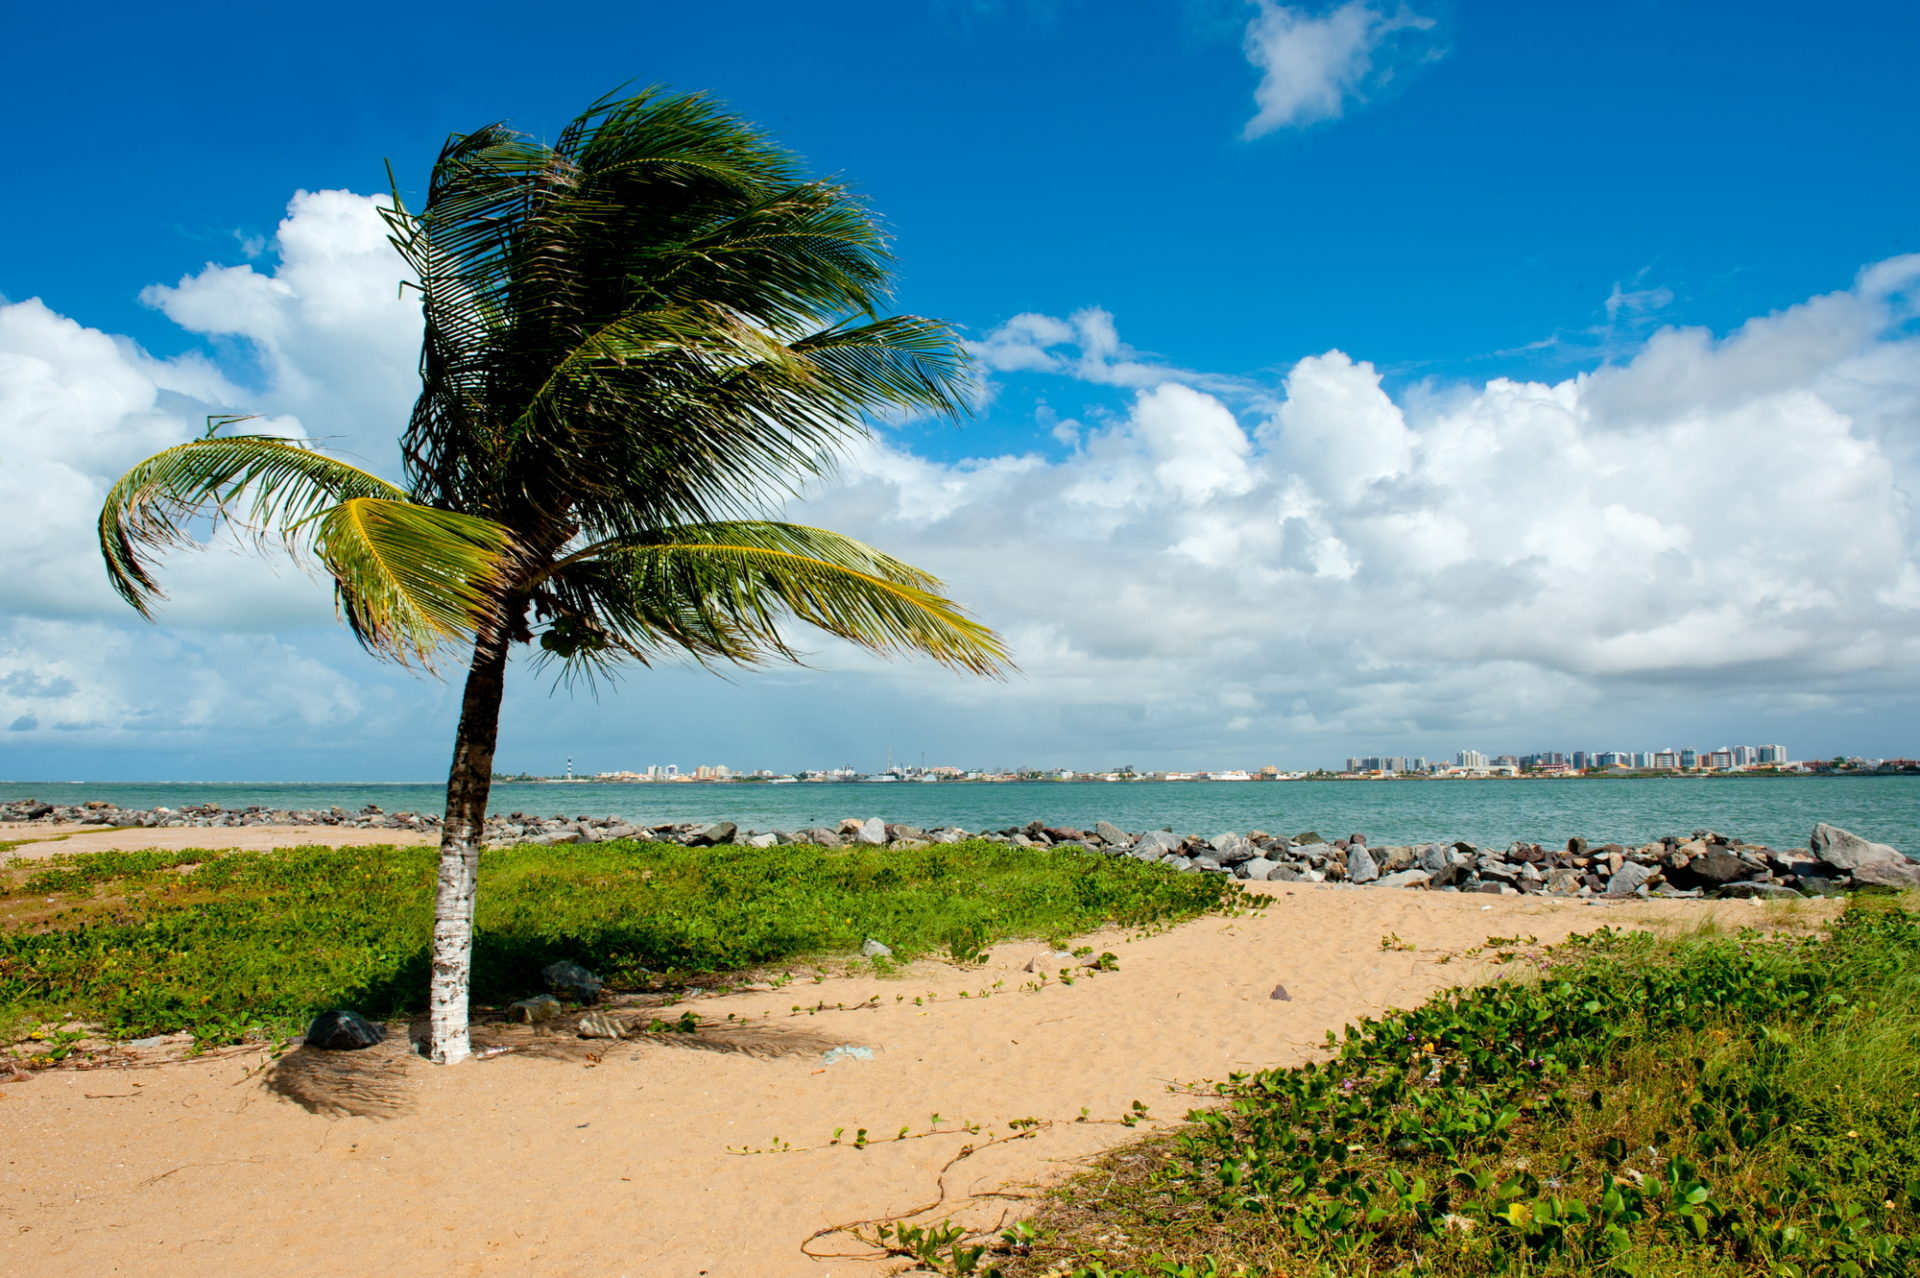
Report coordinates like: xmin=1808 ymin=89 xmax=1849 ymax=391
xmin=97 ymin=88 xmax=1009 ymax=1064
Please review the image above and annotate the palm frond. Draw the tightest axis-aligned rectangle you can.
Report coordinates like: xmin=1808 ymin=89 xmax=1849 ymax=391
xmin=537 ymin=522 xmax=1011 ymax=679
xmin=312 ymin=498 xmax=520 ymax=666
xmin=98 ymin=436 xmax=407 ymax=616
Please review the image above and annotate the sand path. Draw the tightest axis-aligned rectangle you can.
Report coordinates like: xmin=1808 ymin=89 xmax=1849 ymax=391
xmin=0 ymin=831 xmax=1820 ymax=1277
xmin=1 ymin=823 xmax=438 ymax=860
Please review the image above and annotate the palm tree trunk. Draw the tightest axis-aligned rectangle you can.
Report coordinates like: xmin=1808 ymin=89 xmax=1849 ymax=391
xmin=425 ymin=616 xmax=513 ymax=1064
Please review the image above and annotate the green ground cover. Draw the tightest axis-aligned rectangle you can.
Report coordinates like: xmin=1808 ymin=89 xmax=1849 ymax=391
xmin=0 ymin=840 xmax=1233 ymax=1048
xmin=927 ymin=897 xmax=1919 ymax=1278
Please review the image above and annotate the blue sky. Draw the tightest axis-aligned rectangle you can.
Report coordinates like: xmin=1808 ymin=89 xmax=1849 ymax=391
xmin=2 ymin=1 xmax=1918 ymax=779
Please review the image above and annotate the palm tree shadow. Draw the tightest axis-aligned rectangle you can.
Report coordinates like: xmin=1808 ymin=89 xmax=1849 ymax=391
xmin=262 ymin=1039 xmax=417 ymax=1119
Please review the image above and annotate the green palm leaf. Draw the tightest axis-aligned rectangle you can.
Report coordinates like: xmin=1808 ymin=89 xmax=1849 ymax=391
xmin=538 ymin=522 xmax=1010 ymax=677
xmin=312 ymin=498 xmax=520 ymax=666
xmin=98 ymin=435 xmax=408 ymax=615
xmin=98 ymin=435 xmax=516 ymax=665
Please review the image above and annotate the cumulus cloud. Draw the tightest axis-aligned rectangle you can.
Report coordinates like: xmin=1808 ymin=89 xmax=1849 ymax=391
xmin=793 ymin=261 xmax=1920 ymax=758
xmin=0 ymin=190 xmax=426 ymax=758
xmin=1241 ymin=1 xmax=1439 ymax=137
xmin=3 ymin=181 xmax=1918 ymax=772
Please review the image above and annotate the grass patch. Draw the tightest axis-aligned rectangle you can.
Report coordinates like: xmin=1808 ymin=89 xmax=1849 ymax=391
xmin=0 ymin=839 xmax=1235 ymax=1048
xmin=941 ymin=898 xmax=1920 ymax=1278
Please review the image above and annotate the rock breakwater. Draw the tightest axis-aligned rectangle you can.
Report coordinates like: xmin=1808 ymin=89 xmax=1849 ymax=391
xmin=3 ymin=800 xmax=1911 ymax=899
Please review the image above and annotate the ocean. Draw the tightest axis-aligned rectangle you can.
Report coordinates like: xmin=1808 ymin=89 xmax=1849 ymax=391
xmin=2 ymin=776 xmax=1916 ymax=853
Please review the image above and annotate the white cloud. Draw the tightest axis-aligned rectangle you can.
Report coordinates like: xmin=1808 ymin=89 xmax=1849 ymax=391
xmin=3 ymin=183 xmax=1918 ymax=772
xmin=792 ymin=260 xmax=1920 ymax=758
xmin=1241 ymin=1 xmax=1438 ymax=137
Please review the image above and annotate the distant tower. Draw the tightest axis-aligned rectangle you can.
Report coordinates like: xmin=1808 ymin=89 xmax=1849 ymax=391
xmin=565 ymin=756 xmax=574 ymax=780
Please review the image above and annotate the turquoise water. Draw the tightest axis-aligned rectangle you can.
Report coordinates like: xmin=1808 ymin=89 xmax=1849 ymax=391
xmin=2 ymin=776 xmax=1915 ymax=853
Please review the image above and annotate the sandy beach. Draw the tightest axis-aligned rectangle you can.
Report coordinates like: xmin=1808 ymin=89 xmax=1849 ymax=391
xmin=0 ymin=827 xmax=1833 ymax=1277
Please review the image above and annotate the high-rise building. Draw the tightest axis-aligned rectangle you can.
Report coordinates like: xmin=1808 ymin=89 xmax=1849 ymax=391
xmin=1679 ymin=748 xmax=1699 ymax=769
xmin=1652 ymin=750 xmax=1679 ymax=769
xmin=1457 ymin=749 xmax=1487 ymax=769
xmin=1758 ymin=744 xmax=1788 ymax=764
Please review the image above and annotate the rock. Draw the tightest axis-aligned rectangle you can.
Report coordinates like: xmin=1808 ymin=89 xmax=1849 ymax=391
xmin=508 ymin=994 xmax=563 ymax=1023
xmin=1469 ymin=881 xmax=1513 ymax=895
xmin=1265 ymin=862 xmax=1305 ymax=882
xmin=805 ymin=828 xmax=845 ymax=848
xmin=1347 ymin=833 xmax=1368 ymax=846
xmin=687 ymin=821 xmax=738 ymax=846
xmin=1131 ymin=830 xmax=1183 ymax=860
xmin=1714 ymin=882 xmax=1804 ymax=900
xmin=304 ymin=1010 xmax=385 ymax=1051
xmin=1852 ymin=860 xmax=1920 ymax=889
xmin=1161 ymin=854 xmax=1196 ymax=872
xmin=1269 ymin=984 xmax=1292 ymax=1001
xmin=1190 ymin=854 xmax=1224 ymax=872
xmin=1375 ymin=868 xmax=1432 ymax=890
xmin=1346 ymin=845 xmax=1380 ymax=884
xmin=1095 ymin=820 xmax=1132 ymax=846
xmin=1810 ymin=823 xmax=1906 ymax=871
xmin=577 ymin=1011 xmax=626 ymax=1039
xmin=1379 ymin=845 xmax=1416 ymax=872
xmin=1237 ymin=856 xmax=1279 ymax=880
xmin=1023 ymin=950 xmax=1076 ymax=973
xmin=543 ymin=961 xmax=603 ymax=1004
xmin=850 ymin=817 xmax=888 ymax=846
xmin=1211 ymin=835 xmax=1256 ymax=865
xmin=1293 ymin=831 xmax=1325 ymax=845
xmin=741 ymin=831 xmax=779 ymax=848
xmin=1604 ymin=861 xmax=1654 ymax=896
xmin=1689 ymin=848 xmax=1761 ymax=887
xmin=860 ymin=938 xmax=893 ymax=959
xmin=1544 ymin=867 xmax=1585 ymax=895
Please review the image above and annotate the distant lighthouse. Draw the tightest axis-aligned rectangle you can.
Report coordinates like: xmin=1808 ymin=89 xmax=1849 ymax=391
xmin=564 ymin=756 xmax=574 ymax=781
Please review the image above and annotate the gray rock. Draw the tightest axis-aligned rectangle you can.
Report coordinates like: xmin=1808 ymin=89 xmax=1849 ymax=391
xmin=1345 ymin=844 xmax=1380 ymax=884
xmin=1680 ymin=848 xmax=1761 ymax=887
xmin=543 ymin=961 xmax=603 ymax=1004
xmin=1293 ymin=831 xmax=1325 ymax=845
xmin=1714 ymin=882 xmax=1804 ymax=900
xmin=741 ymin=832 xmax=779 ymax=848
xmin=1095 ymin=820 xmax=1132 ymax=846
xmin=1269 ymin=984 xmax=1292 ymax=1001
xmin=1469 ymin=881 xmax=1515 ymax=895
xmin=1375 ymin=868 xmax=1432 ymax=890
xmin=507 ymin=994 xmax=563 ymax=1024
xmin=860 ymin=938 xmax=893 ymax=959
xmin=304 ymin=1009 xmax=385 ymax=1051
xmin=1605 ymin=861 xmax=1654 ymax=896
xmin=1544 ymin=867 xmax=1585 ymax=895
xmin=687 ymin=821 xmax=738 ymax=847
xmin=1132 ymin=830 xmax=1183 ymax=860
xmin=1161 ymin=854 xmax=1196 ymax=872
xmin=1810 ymin=823 xmax=1905 ymax=870
xmin=805 ymin=828 xmax=844 ymax=848
xmin=1237 ymin=856 xmax=1279 ymax=880
xmin=851 ymin=817 xmax=888 ymax=846
xmin=1852 ymin=859 xmax=1920 ymax=889
xmin=1265 ymin=862 xmax=1306 ymax=882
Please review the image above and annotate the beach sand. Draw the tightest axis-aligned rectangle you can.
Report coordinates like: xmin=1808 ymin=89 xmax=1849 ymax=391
xmin=0 ymin=827 xmax=1832 ymax=1277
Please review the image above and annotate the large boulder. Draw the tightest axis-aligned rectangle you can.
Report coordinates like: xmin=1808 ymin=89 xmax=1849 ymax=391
xmin=1853 ymin=860 xmax=1920 ymax=889
xmin=1237 ymin=856 xmax=1279 ymax=880
xmin=1131 ymin=830 xmax=1183 ymax=861
xmin=1095 ymin=820 xmax=1132 ymax=846
xmin=1809 ymin=823 xmax=1905 ymax=871
xmin=1346 ymin=845 xmax=1380 ymax=884
xmin=1209 ymin=834 xmax=1256 ymax=865
xmin=686 ymin=821 xmax=738 ymax=847
xmin=1714 ymin=882 xmax=1804 ymax=900
xmin=1375 ymin=868 xmax=1432 ymax=890
xmin=849 ymin=817 xmax=888 ymax=846
xmin=1605 ymin=861 xmax=1654 ymax=896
